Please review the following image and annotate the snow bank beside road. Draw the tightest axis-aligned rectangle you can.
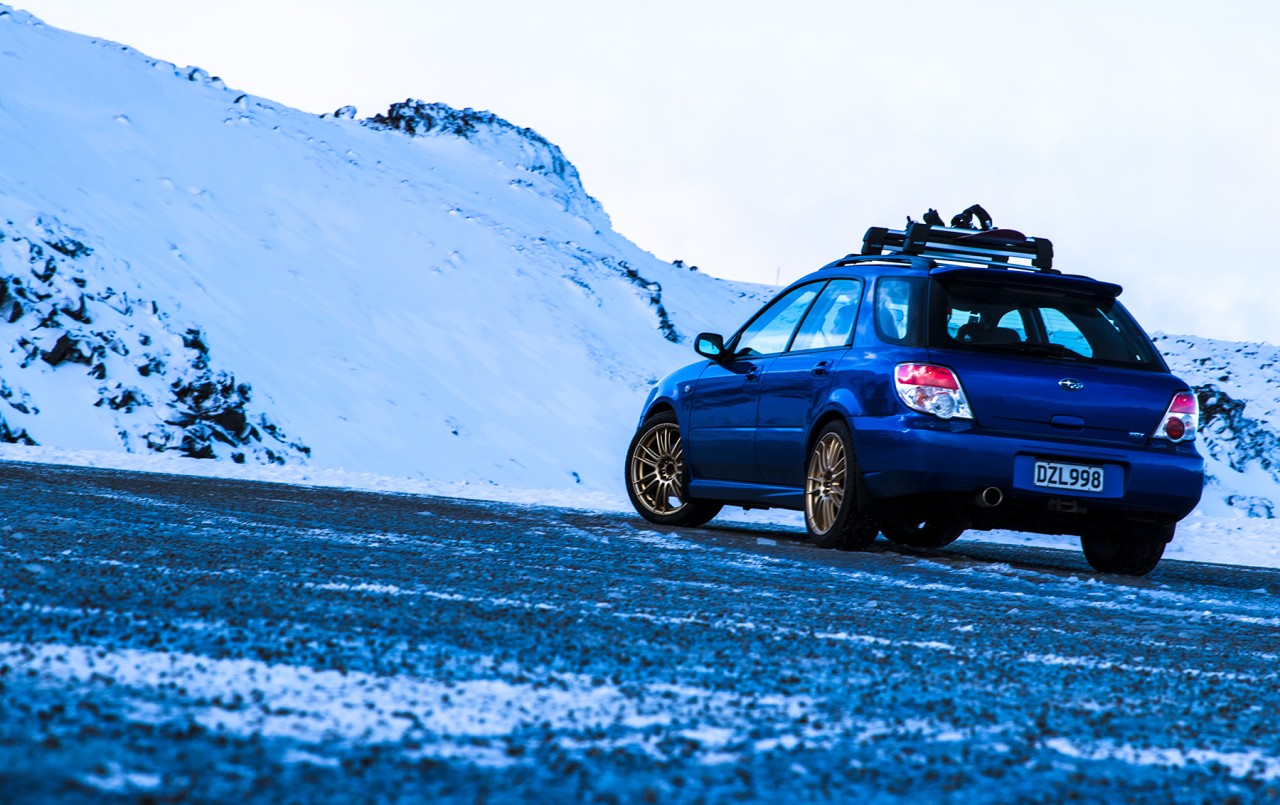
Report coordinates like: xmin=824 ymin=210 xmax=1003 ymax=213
xmin=5 ymin=442 xmax=1279 ymax=573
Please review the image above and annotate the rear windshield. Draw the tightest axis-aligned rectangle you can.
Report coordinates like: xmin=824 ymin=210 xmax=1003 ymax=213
xmin=929 ymin=280 xmax=1166 ymax=370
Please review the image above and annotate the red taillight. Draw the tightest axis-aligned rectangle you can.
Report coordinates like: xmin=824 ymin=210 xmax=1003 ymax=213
xmin=895 ymin=363 xmax=959 ymax=390
xmin=894 ymin=363 xmax=972 ymax=420
xmin=1168 ymin=391 xmax=1197 ymax=414
xmin=1155 ymin=391 xmax=1198 ymax=443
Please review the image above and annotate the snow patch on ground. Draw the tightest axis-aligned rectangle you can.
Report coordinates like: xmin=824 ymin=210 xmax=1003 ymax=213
xmin=1045 ymin=737 xmax=1280 ymax=782
xmin=0 ymin=638 xmax=939 ymax=769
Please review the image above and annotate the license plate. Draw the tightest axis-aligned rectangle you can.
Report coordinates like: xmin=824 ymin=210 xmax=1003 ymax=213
xmin=1033 ymin=460 xmax=1105 ymax=493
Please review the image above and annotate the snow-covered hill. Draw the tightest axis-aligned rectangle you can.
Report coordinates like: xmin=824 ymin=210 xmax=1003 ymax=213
xmin=1154 ymin=335 xmax=1280 ymax=519
xmin=0 ymin=6 xmax=765 ymax=492
xmin=1 ymin=6 xmax=1279 ymax=529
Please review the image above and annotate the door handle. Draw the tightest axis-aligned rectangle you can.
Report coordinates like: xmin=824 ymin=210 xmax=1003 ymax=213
xmin=811 ymin=360 xmax=832 ymax=377
xmin=745 ymin=367 xmax=762 ymax=382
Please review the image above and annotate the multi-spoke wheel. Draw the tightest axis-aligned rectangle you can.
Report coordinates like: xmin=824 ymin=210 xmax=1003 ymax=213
xmin=807 ymin=433 xmax=846 ymax=533
xmin=625 ymin=411 xmax=722 ymax=527
xmin=804 ymin=420 xmax=878 ymax=550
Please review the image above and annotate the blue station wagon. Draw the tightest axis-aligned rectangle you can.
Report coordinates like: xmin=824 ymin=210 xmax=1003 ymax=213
xmin=626 ymin=221 xmax=1205 ymax=576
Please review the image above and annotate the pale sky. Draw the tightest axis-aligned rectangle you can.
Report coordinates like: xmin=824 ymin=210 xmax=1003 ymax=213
xmin=14 ymin=1 xmax=1280 ymax=343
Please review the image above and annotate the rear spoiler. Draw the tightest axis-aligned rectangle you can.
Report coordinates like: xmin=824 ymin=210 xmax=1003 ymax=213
xmin=862 ymin=223 xmax=1056 ymax=273
xmin=932 ymin=266 xmax=1122 ymax=298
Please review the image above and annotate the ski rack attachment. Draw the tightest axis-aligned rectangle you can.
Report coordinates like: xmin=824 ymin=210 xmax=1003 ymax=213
xmin=861 ymin=223 xmax=1056 ymax=273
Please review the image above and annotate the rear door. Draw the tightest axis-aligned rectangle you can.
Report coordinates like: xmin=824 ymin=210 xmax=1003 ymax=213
xmin=935 ymin=352 xmax=1183 ymax=444
xmin=755 ymin=278 xmax=863 ymax=486
xmin=930 ymin=276 xmax=1181 ymax=444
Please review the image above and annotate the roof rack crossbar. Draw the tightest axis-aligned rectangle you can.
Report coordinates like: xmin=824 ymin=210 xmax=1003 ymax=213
xmin=862 ymin=223 xmax=1055 ymax=272
xmin=902 ymin=248 xmax=1029 ymax=269
xmin=827 ymin=254 xmax=932 ymax=270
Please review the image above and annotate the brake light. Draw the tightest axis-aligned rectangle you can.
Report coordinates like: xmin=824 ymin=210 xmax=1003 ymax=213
xmin=1154 ymin=391 xmax=1198 ymax=443
xmin=894 ymin=363 xmax=972 ymax=420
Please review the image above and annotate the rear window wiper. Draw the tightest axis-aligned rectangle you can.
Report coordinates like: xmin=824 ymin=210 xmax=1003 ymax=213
xmin=957 ymin=340 xmax=1083 ymax=361
xmin=998 ymin=341 xmax=1083 ymax=360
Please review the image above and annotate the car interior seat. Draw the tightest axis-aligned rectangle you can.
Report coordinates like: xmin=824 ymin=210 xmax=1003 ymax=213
xmin=957 ymin=322 xmax=1021 ymax=344
xmin=877 ymin=305 xmax=903 ymax=340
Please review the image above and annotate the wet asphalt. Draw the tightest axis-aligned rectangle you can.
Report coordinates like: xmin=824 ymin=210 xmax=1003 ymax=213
xmin=1 ymin=460 xmax=1278 ymax=803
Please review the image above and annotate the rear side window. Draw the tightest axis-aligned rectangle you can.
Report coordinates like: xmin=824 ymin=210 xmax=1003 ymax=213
xmin=789 ymin=279 xmax=862 ymax=352
xmin=733 ymin=283 xmax=823 ymax=357
xmin=933 ymin=280 xmax=1163 ymax=369
xmin=875 ymin=277 xmax=925 ymax=346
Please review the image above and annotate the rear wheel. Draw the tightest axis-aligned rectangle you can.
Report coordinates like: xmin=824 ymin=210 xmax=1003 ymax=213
xmin=1081 ymin=521 xmax=1172 ymax=576
xmin=625 ymin=411 xmax=723 ymax=527
xmin=879 ymin=507 xmax=967 ymax=549
xmin=804 ymin=421 xmax=878 ymax=550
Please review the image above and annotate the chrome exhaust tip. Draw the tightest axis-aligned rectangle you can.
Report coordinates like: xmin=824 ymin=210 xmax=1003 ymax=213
xmin=976 ymin=487 xmax=1004 ymax=508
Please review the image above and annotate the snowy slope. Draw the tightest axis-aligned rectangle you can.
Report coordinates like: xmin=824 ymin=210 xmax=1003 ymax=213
xmin=0 ymin=7 xmax=766 ymax=492
xmin=1155 ymin=334 xmax=1280 ymax=518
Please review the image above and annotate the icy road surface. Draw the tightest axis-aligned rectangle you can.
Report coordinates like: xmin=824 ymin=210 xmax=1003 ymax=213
xmin=2 ymin=461 xmax=1279 ymax=802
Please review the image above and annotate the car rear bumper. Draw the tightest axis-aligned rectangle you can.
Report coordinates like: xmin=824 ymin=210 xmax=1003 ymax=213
xmin=854 ymin=415 xmax=1204 ymax=521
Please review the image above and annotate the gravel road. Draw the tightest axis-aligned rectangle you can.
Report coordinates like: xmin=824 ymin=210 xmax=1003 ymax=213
xmin=1 ymin=460 xmax=1278 ymax=802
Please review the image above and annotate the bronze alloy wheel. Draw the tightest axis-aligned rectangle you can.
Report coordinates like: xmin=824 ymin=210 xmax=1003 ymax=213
xmin=625 ymin=412 xmax=724 ymax=528
xmin=803 ymin=420 xmax=878 ymax=550
xmin=806 ymin=432 xmax=846 ymax=535
xmin=629 ymin=421 xmax=688 ymax=516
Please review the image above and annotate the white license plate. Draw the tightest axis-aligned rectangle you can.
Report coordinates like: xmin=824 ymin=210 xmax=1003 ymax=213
xmin=1033 ymin=460 xmax=1105 ymax=492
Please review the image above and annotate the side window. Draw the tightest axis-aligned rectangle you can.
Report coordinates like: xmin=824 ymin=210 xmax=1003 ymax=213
xmin=1040 ymin=308 xmax=1093 ymax=358
xmin=874 ymin=278 xmax=920 ymax=345
xmin=789 ymin=279 xmax=863 ymax=352
xmin=734 ymin=283 xmax=823 ymax=357
xmin=996 ymin=310 xmax=1028 ymax=341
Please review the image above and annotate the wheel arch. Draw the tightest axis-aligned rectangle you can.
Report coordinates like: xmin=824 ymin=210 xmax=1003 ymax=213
xmin=641 ymin=398 xmax=678 ymax=426
xmin=804 ymin=389 xmax=865 ymax=456
xmin=804 ymin=406 xmax=876 ymax=510
xmin=806 ymin=409 xmax=850 ymax=456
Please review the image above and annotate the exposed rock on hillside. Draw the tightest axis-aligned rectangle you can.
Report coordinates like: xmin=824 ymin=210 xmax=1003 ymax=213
xmin=0 ymin=217 xmax=309 ymax=464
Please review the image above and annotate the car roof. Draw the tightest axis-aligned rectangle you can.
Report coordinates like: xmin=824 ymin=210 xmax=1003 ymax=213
xmin=798 ymin=221 xmax=1123 ymax=298
xmin=802 ymin=258 xmax=1123 ymax=299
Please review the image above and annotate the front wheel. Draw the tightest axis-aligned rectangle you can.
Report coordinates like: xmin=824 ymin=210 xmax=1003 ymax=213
xmin=1081 ymin=522 xmax=1172 ymax=576
xmin=625 ymin=411 xmax=723 ymax=527
xmin=804 ymin=421 xmax=878 ymax=550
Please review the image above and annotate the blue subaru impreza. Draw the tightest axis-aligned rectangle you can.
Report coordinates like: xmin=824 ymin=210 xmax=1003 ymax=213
xmin=626 ymin=219 xmax=1204 ymax=576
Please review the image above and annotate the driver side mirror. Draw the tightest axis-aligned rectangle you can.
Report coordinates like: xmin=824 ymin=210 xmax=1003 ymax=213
xmin=695 ymin=332 xmax=726 ymax=361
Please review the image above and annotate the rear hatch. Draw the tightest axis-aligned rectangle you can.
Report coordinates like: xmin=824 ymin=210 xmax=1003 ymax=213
xmin=926 ymin=268 xmax=1183 ymax=445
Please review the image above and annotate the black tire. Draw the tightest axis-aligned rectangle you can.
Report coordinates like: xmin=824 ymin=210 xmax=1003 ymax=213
xmin=625 ymin=411 xmax=723 ymax=527
xmin=879 ymin=507 xmax=966 ymax=550
xmin=1081 ymin=521 xmax=1172 ymax=576
xmin=804 ymin=420 xmax=878 ymax=550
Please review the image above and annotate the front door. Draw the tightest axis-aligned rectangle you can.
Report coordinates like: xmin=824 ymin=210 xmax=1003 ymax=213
xmin=685 ymin=282 xmax=825 ymax=484
xmin=685 ymin=357 xmax=772 ymax=483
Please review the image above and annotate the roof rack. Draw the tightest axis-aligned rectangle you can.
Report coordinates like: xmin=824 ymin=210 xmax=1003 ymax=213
xmin=861 ymin=223 xmax=1056 ymax=273
xmin=826 ymin=254 xmax=933 ymax=271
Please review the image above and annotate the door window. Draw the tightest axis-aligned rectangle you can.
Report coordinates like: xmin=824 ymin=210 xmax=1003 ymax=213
xmin=788 ymin=279 xmax=863 ymax=352
xmin=734 ymin=283 xmax=823 ymax=357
